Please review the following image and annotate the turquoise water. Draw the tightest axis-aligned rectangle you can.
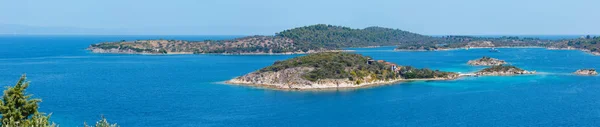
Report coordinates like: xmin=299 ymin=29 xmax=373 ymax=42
xmin=1 ymin=35 xmax=600 ymax=126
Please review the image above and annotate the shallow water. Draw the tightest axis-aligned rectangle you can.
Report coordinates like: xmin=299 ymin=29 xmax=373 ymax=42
xmin=1 ymin=35 xmax=599 ymax=126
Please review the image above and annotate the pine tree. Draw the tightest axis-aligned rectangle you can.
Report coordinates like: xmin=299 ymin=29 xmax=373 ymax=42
xmin=0 ymin=74 xmax=56 ymax=127
xmin=84 ymin=116 xmax=119 ymax=127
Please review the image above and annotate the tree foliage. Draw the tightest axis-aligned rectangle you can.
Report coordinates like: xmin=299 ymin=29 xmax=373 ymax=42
xmin=84 ymin=116 xmax=119 ymax=127
xmin=0 ymin=74 xmax=56 ymax=127
xmin=479 ymin=65 xmax=524 ymax=72
xmin=277 ymin=24 xmax=431 ymax=49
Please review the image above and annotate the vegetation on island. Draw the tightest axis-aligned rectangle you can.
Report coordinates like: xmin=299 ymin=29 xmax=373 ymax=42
xmin=478 ymin=65 xmax=523 ymax=72
xmin=90 ymin=36 xmax=302 ymax=54
xmin=0 ymin=74 xmax=119 ymax=127
xmin=259 ymin=52 xmax=456 ymax=83
xmin=275 ymin=24 xmax=431 ymax=49
xmin=399 ymin=66 xmax=456 ymax=79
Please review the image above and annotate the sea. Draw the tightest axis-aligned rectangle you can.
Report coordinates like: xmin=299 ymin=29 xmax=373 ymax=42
xmin=0 ymin=35 xmax=599 ymax=126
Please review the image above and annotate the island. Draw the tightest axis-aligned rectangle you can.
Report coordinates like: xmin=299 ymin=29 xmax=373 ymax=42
xmin=88 ymin=24 xmax=433 ymax=54
xmin=88 ymin=24 xmax=600 ymax=56
xmin=574 ymin=69 xmax=598 ymax=75
xmin=475 ymin=65 xmax=536 ymax=76
xmin=467 ymin=56 xmax=507 ymax=66
xmin=226 ymin=52 xmax=459 ymax=90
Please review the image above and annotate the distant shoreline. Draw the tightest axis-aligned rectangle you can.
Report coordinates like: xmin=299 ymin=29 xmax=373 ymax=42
xmin=88 ymin=47 xmax=353 ymax=55
xmin=395 ymin=46 xmax=600 ymax=56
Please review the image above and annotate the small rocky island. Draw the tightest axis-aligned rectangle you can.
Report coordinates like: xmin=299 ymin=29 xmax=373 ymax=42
xmin=574 ymin=69 xmax=598 ymax=75
xmin=467 ymin=56 xmax=507 ymax=66
xmin=475 ymin=65 xmax=536 ymax=76
xmin=226 ymin=52 xmax=459 ymax=90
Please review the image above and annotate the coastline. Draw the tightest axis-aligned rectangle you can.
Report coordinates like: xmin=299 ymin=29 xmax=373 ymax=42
xmin=224 ymin=77 xmax=458 ymax=91
xmin=87 ymin=47 xmax=353 ymax=55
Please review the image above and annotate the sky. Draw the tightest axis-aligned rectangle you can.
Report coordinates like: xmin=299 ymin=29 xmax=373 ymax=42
xmin=1 ymin=0 xmax=599 ymax=35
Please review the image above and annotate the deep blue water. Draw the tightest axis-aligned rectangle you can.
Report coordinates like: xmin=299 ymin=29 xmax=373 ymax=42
xmin=1 ymin=35 xmax=600 ymax=126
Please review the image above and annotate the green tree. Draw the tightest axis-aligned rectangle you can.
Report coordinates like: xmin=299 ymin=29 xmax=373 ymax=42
xmin=84 ymin=116 xmax=119 ymax=127
xmin=0 ymin=74 xmax=56 ymax=127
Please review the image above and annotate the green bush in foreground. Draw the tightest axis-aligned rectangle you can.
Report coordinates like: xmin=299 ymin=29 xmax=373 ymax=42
xmin=0 ymin=74 xmax=118 ymax=127
xmin=0 ymin=74 xmax=56 ymax=127
xmin=84 ymin=116 xmax=119 ymax=127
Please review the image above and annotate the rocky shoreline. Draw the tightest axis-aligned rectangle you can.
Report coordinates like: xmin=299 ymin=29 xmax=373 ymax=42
xmin=225 ymin=67 xmax=459 ymax=90
xmin=88 ymin=47 xmax=351 ymax=55
xmin=225 ymin=77 xmax=457 ymax=90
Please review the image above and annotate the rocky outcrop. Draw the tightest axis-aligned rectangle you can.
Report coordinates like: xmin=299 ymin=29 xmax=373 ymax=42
xmin=574 ymin=69 xmax=598 ymax=75
xmin=475 ymin=65 xmax=535 ymax=76
xmin=467 ymin=56 xmax=507 ymax=66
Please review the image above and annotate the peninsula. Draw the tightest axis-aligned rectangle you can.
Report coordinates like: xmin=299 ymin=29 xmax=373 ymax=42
xmin=467 ymin=56 xmax=507 ymax=66
xmin=226 ymin=52 xmax=458 ymax=90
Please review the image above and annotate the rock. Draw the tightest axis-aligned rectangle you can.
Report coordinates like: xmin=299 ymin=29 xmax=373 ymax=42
xmin=467 ymin=56 xmax=507 ymax=66
xmin=574 ymin=69 xmax=598 ymax=75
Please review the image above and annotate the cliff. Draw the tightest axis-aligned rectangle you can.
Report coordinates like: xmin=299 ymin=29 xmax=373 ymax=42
xmin=226 ymin=52 xmax=458 ymax=90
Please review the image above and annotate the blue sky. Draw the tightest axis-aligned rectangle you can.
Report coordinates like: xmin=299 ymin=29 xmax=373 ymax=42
xmin=1 ymin=0 xmax=598 ymax=35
